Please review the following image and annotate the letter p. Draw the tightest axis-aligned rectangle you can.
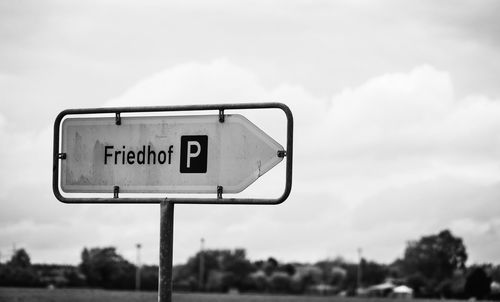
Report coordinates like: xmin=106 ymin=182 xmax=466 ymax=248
xmin=187 ymin=141 xmax=201 ymax=168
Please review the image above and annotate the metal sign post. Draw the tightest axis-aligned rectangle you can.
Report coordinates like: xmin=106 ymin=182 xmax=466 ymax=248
xmin=53 ymin=103 xmax=293 ymax=302
xmin=159 ymin=199 xmax=174 ymax=302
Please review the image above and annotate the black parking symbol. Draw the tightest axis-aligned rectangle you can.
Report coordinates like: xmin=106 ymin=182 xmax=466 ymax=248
xmin=180 ymin=135 xmax=208 ymax=173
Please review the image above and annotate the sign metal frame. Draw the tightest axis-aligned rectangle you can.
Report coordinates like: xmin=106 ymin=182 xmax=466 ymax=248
xmin=53 ymin=102 xmax=293 ymax=205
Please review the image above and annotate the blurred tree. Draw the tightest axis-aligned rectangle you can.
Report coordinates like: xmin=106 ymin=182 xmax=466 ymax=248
xmin=249 ymin=270 xmax=268 ymax=292
xmin=174 ymin=249 xmax=255 ymax=292
xmin=8 ymin=249 xmax=31 ymax=268
xmin=282 ymin=263 xmax=296 ymax=276
xmin=264 ymin=257 xmax=278 ymax=276
xmin=340 ymin=262 xmax=358 ymax=294
xmin=402 ymin=229 xmax=467 ymax=296
xmin=220 ymin=249 xmax=255 ymax=290
xmin=360 ymin=259 xmax=388 ymax=286
xmin=436 ymin=269 xmax=467 ymax=299
xmin=296 ymin=264 xmax=323 ymax=292
xmin=140 ymin=265 xmax=159 ymax=291
xmin=33 ymin=264 xmax=86 ymax=287
xmin=465 ymin=267 xmax=491 ymax=300
xmin=79 ymin=247 xmax=135 ymax=289
xmin=0 ymin=248 xmax=41 ymax=287
xmin=406 ymin=272 xmax=428 ymax=297
xmin=491 ymin=265 xmax=500 ymax=283
xmin=269 ymin=271 xmax=291 ymax=293
xmin=316 ymin=258 xmax=349 ymax=286
xmin=330 ymin=266 xmax=347 ymax=286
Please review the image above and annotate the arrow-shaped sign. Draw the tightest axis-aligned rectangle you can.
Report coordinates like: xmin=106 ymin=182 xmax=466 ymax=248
xmin=60 ymin=114 xmax=284 ymax=194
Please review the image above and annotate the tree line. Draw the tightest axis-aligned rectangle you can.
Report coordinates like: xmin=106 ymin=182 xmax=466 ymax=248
xmin=1 ymin=229 xmax=499 ymax=299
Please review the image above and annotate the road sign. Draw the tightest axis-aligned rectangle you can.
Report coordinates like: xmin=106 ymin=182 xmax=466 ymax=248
xmin=60 ymin=114 xmax=284 ymax=194
xmin=54 ymin=103 xmax=293 ymax=302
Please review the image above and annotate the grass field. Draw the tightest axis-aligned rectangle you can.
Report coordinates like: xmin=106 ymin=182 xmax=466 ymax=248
xmin=0 ymin=287 xmax=428 ymax=302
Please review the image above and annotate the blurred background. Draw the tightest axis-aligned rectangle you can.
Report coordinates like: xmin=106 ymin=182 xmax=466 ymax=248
xmin=1 ymin=0 xmax=500 ymax=299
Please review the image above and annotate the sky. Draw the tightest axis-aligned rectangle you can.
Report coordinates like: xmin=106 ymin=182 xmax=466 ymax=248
xmin=1 ymin=0 xmax=500 ymax=266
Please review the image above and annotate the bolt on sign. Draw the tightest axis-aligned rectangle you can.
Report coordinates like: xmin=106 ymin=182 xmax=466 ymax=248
xmin=53 ymin=103 xmax=293 ymax=204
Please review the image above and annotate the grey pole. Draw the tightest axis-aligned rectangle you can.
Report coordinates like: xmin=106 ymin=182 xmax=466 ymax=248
xmin=136 ymin=243 xmax=142 ymax=291
xmin=199 ymin=238 xmax=205 ymax=291
xmin=357 ymin=248 xmax=363 ymax=294
xmin=159 ymin=200 xmax=174 ymax=302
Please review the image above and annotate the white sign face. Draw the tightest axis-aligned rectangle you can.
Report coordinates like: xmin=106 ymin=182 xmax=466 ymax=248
xmin=60 ymin=114 xmax=284 ymax=194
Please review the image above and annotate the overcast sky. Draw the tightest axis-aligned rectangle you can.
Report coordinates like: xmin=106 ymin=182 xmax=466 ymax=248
xmin=1 ymin=0 xmax=500 ymax=266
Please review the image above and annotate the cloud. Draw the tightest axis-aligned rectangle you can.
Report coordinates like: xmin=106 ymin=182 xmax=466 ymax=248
xmin=306 ymin=65 xmax=500 ymax=188
xmin=105 ymin=58 xmax=327 ymax=128
xmin=317 ymin=65 xmax=500 ymax=262
xmin=105 ymin=59 xmax=263 ymax=106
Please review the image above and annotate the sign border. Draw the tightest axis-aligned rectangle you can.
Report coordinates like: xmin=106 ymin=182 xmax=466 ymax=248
xmin=53 ymin=102 xmax=293 ymax=205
